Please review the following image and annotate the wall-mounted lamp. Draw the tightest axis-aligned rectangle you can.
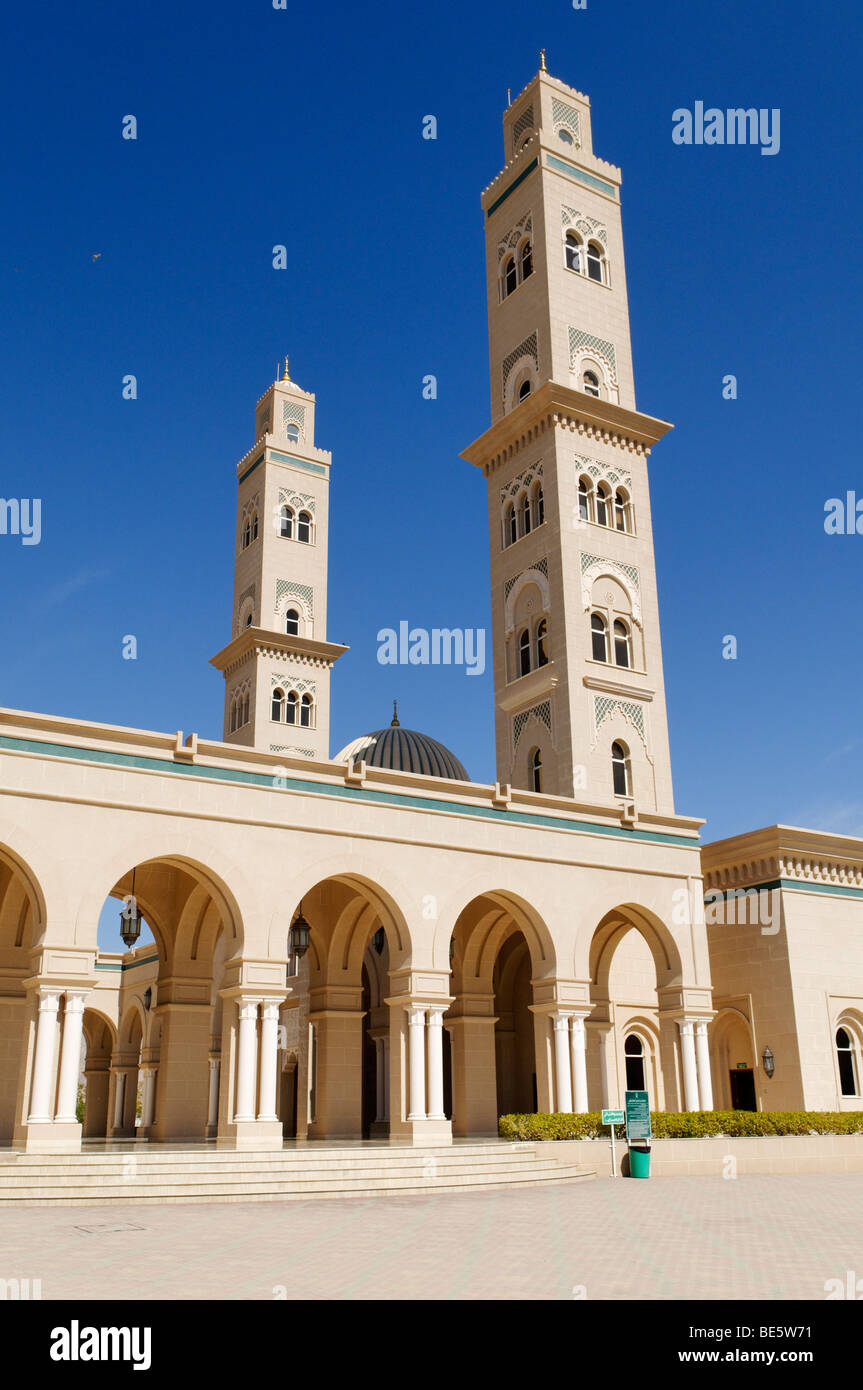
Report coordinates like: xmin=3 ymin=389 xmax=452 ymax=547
xmin=762 ymin=1045 xmax=775 ymax=1078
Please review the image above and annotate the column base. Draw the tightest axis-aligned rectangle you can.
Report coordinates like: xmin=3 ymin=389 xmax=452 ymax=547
xmin=388 ymin=1117 xmax=452 ymax=1146
xmin=14 ymin=1120 xmax=82 ymax=1154
xmin=217 ymin=1119 xmax=283 ymax=1150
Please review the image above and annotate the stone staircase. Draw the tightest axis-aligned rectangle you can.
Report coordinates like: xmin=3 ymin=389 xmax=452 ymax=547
xmin=0 ymin=1142 xmax=594 ymax=1206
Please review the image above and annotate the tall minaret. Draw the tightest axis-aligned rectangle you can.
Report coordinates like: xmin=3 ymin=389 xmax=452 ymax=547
xmin=461 ymin=62 xmax=676 ymax=815
xmin=210 ymin=359 xmax=347 ymax=759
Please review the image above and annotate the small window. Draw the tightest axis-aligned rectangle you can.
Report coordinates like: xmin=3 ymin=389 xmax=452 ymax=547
xmin=520 ymin=239 xmax=533 ymax=280
xmin=285 ymin=422 xmax=300 ymax=444
xmin=285 ymin=608 xmax=300 ymax=637
xmin=558 ymin=128 xmax=574 ymax=145
xmin=520 ymin=494 xmax=531 ymax=536
xmin=229 ymin=698 xmax=238 ymax=734
xmin=242 ymin=519 xmax=251 ymax=549
xmin=297 ymin=511 xmax=312 ymax=544
xmin=502 ymin=256 xmax=517 ymax=298
xmin=578 ymin=477 xmax=591 ymax=522
xmin=245 ymin=612 xmax=253 ymax=628
xmin=534 ymin=485 xmax=544 ymax=527
xmin=536 ymin=618 xmax=549 ymax=668
xmin=251 ymin=512 xmax=259 ymax=541
xmin=612 ymin=741 xmax=630 ymax=797
xmin=280 ymin=506 xmax=294 ymax=540
xmin=505 ymin=503 xmax=517 ymax=547
xmin=565 ymin=232 xmax=581 ymax=273
xmin=614 ymin=489 xmax=628 ymax=533
xmin=285 ymin=691 xmax=298 ymax=725
xmin=614 ymin=619 xmax=631 ymax=669
xmin=837 ymin=1027 xmax=859 ymax=1097
xmin=587 ymin=242 xmax=604 ymax=284
xmin=518 ymin=379 xmax=532 ymax=402
xmin=300 ymin=693 xmax=313 ymax=728
xmin=583 ymin=370 xmax=600 ymax=398
xmin=271 ymin=688 xmax=285 ymax=723
xmin=624 ymin=1034 xmax=645 ymax=1090
xmin=591 ymin=613 xmax=608 ymax=663
xmin=596 ymin=484 xmax=610 ymax=527
xmin=530 ymin=747 xmax=542 ymax=793
xmin=241 ymin=691 xmax=249 ymax=725
xmin=518 ymin=628 xmax=531 ymax=678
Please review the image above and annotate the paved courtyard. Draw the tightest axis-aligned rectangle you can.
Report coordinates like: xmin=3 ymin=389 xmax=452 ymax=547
xmin=3 ymin=1174 xmax=861 ymax=1301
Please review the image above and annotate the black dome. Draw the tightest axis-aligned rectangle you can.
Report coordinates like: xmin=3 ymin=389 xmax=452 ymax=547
xmin=336 ymin=724 xmax=469 ymax=782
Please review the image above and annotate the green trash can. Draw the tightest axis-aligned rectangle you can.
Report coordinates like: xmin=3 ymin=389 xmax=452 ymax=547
xmin=628 ymin=1144 xmax=651 ymax=1178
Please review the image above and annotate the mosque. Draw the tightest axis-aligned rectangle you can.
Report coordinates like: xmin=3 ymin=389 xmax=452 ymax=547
xmin=1 ymin=61 xmax=861 ymax=1172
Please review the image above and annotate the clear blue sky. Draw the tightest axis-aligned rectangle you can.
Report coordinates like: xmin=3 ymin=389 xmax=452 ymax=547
xmin=1 ymin=0 xmax=861 ymax=856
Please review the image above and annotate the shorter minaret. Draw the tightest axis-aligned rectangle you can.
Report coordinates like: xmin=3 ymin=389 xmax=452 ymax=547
xmin=210 ymin=358 xmax=347 ymax=759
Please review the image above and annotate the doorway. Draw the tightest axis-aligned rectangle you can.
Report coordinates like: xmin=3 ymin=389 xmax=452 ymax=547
xmin=729 ymin=1067 xmax=756 ymax=1111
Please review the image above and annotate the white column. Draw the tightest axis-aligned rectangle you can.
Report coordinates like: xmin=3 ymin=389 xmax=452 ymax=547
xmin=569 ymin=1014 xmax=589 ymax=1113
xmin=55 ymin=991 xmax=87 ymax=1122
xmin=695 ymin=1021 xmax=714 ymax=1110
xmin=207 ymin=1057 xmax=220 ymax=1128
xmin=234 ymin=998 xmax=260 ymax=1122
xmin=382 ymin=1036 xmax=390 ymax=1121
xmin=140 ymin=1068 xmax=156 ymax=1128
xmin=28 ymin=988 xmax=62 ymax=1122
xmin=426 ymin=1008 xmax=446 ymax=1120
xmin=552 ymin=1014 xmax=573 ymax=1113
xmin=679 ymin=1019 xmax=700 ymax=1111
xmin=598 ymin=1026 xmax=613 ymax=1108
xmin=373 ymin=1039 xmax=385 ymax=1122
xmin=112 ymin=1070 xmax=126 ymax=1129
xmin=407 ymin=1006 xmax=427 ymax=1120
xmin=257 ymin=1000 xmax=279 ymax=1122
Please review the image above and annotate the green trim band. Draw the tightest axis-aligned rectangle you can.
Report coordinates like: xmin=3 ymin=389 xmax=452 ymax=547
xmin=268 ymin=450 xmax=328 ymax=476
xmin=95 ymin=953 xmax=159 ymax=973
xmin=546 ymin=154 xmax=618 ymax=198
xmin=704 ymin=877 xmax=863 ymax=904
xmin=0 ymin=733 xmax=699 ymax=850
xmin=486 ymin=160 xmax=538 ymax=218
xmin=238 ymin=453 xmax=264 ymax=485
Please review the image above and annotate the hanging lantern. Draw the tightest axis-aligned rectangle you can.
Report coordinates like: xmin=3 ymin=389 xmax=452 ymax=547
xmin=119 ymin=872 xmax=142 ymax=950
xmin=762 ymin=1045 xmax=775 ymax=1078
xmin=289 ymin=901 xmax=311 ymax=958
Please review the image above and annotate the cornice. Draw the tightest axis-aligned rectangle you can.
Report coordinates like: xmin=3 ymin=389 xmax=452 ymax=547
xmin=702 ymin=823 xmax=863 ymax=893
xmin=209 ymin=628 xmax=349 ymax=676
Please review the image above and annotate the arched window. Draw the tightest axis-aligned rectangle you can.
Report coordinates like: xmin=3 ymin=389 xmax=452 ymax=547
xmin=536 ymin=618 xmax=549 ymax=668
xmin=502 ymin=255 xmax=517 ymax=298
xmin=624 ymin=1034 xmax=646 ymax=1090
xmin=285 ymin=422 xmax=300 ymax=444
xmin=533 ymin=484 xmax=544 ymax=527
xmin=285 ymin=608 xmax=300 ymax=637
xmin=520 ymin=493 xmax=531 ymax=536
xmin=613 ymin=618 xmax=631 ymax=669
xmin=244 ymin=611 xmax=253 ymax=628
xmin=251 ymin=512 xmax=259 ymax=542
xmin=241 ymin=690 xmax=249 ymax=725
xmin=558 ymin=127 xmax=574 ymax=146
xmin=578 ymin=477 xmax=592 ymax=522
xmin=242 ymin=518 xmax=251 ymax=549
xmin=229 ymin=697 xmax=238 ymax=734
xmin=285 ymin=691 xmax=298 ymax=725
xmin=565 ymin=231 xmax=582 ymax=273
xmin=518 ymin=628 xmax=531 ymax=677
xmin=518 ymin=379 xmax=532 ymax=403
xmin=271 ymin=688 xmax=285 ymax=723
xmin=505 ymin=503 xmax=517 ymax=547
xmin=280 ymin=506 xmax=294 ymax=539
xmin=520 ymin=239 xmax=533 ymax=280
xmin=837 ymin=1027 xmax=859 ymax=1097
xmin=586 ymin=241 xmax=605 ymax=284
xmin=530 ymin=747 xmax=542 ymax=793
xmin=614 ymin=489 xmax=629 ymax=533
xmin=583 ymin=370 xmax=600 ymax=398
xmin=612 ymin=740 xmax=631 ymax=797
xmin=596 ymin=483 xmax=610 ymax=527
xmin=297 ymin=511 xmax=312 ymax=544
xmin=591 ymin=612 xmax=608 ymax=663
xmin=300 ymin=693 xmax=313 ymax=728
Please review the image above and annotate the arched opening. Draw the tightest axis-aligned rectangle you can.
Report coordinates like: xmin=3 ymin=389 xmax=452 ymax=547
xmin=81 ymin=1011 xmax=117 ymax=1139
xmin=0 ymin=846 xmax=44 ymax=1143
xmin=709 ymin=1009 xmax=757 ymax=1110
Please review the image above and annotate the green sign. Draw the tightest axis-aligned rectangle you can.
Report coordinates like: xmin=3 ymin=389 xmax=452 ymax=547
xmin=602 ymin=1109 xmax=625 ymax=1125
xmin=625 ymin=1089 xmax=651 ymax=1140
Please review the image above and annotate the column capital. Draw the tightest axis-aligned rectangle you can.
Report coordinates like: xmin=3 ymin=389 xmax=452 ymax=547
xmin=63 ymin=991 xmax=88 ymax=1014
xmin=35 ymin=988 xmax=63 ymax=1013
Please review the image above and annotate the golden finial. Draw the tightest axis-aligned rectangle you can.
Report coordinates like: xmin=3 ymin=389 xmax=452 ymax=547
xmin=282 ymin=355 xmax=290 ymax=382
xmin=391 ymin=700 xmax=400 ymax=728
xmin=540 ymin=48 xmax=547 ymax=72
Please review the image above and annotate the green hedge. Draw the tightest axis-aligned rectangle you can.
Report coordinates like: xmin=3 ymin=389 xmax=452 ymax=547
xmin=499 ymin=1110 xmax=863 ymax=1141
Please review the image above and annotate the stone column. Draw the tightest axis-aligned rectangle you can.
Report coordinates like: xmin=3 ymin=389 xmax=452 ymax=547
xmin=28 ymin=989 xmax=62 ymax=1122
xmin=679 ymin=1019 xmax=700 ymax=1111
xmin=373 ymin=1038 xmax=385 ymax=1123
xmin=569 ymin=1013 xmax=589 ymax=1113
xmin=55 ymin=991 xmax=87 ymax=1123
xmin=139 ymin=1067 xmax=157 ymax=1129
xmin=234 ymin=997 xmax=260 ymax=1122
xmin=407 ymin=1006 xmax=427 ymax=1120
xmin=112 ymin=1069 xmax=126 ymax=1130
xmin=695 ymin=1021 xmax=714 ymax=1110
xmin=382 ymin=1036 xmax=390 ymax=1122
xmin=552 ymin=1013 xmax=573 ymax=1113
xmin=597 ymin=1023 xmax=617 ymax=1108
xmin=257 ymin=1000 xmax=280 ymax=1122
xmin=426 ymin=1008 xmax=446 ymax=1121
xmin=207 ymin=1056 xmax=220 ymax=1130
